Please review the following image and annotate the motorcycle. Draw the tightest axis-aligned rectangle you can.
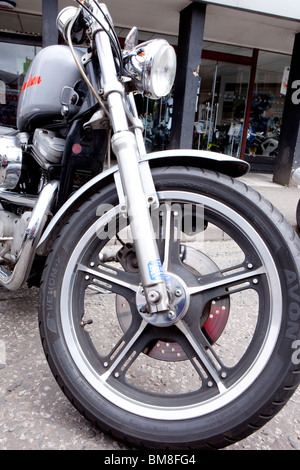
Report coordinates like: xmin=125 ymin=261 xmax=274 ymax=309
xmin=246 ymin=125 xmax=279 ymax=157
xmin=0 ymin=0 xmax=299 ymax=450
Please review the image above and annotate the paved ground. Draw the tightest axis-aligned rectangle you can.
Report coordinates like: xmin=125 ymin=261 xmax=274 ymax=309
xmin=0 ymin=172 xmax=299 ymax=451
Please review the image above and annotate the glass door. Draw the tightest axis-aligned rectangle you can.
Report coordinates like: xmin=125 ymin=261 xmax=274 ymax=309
xmin=195 ymin=60 xmax=251 ymax=158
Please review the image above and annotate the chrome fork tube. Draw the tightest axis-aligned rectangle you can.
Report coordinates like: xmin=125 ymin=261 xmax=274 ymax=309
xmin=94 ymin=27 xmax=169 ymax=313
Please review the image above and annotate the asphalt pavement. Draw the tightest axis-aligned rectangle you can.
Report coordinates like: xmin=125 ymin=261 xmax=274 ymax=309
xmin=0 ymin=172 xmax=299 ymax=451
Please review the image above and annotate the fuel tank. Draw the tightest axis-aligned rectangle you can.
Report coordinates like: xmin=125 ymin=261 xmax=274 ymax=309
xmin=17 ymin=45 xmax=84 ymax=132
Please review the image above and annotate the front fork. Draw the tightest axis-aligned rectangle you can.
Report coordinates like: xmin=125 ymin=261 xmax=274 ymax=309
xmin=94 ymin=17 xmax=169 ymax=314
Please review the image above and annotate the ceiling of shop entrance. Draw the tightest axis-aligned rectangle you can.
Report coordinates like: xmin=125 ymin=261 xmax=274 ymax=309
xmin=0 ymin=0 xmax=299 ymax=54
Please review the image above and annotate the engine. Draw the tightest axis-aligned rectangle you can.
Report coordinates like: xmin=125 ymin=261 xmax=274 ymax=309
xmin=0 ymin=134 xmax=22 ymax=190
xmin=0 ymin=129 xmax=65 ymax=265
xmin=31 ymin=129 xmax=66 ymax=169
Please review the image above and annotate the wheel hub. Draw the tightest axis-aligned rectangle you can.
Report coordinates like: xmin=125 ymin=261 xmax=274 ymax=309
xmin=136 ymin=272 xmax=190 ymax=327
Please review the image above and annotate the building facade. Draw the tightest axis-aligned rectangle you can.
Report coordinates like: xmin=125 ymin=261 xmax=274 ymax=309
xmin=0 ymin=0 xmax=299 ymax=183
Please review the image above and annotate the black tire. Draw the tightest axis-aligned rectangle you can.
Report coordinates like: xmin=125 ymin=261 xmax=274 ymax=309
xmin=39 ymin=167 xmax=300 ymax=450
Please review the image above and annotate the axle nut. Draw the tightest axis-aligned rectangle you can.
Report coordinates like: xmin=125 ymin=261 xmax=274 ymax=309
xmin=148 ymin=290 xmax=161 ymax=304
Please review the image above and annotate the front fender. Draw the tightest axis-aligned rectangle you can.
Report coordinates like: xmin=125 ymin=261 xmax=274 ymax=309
xmin=146 ymin=149 xmax=249 ymax=178
xmin=37 ymin=149 xmax=249 ymax=255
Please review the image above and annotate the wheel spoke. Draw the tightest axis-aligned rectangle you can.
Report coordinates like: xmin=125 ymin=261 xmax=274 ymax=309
xmin=100 ymin=319 xmax=148 ymax=381
xmin=176 ymin=320 xmax=227 ymax=393
xmin=78 ymin=262 xmax=140 ymax=294
xmin=187 ymin=265 xmax=265 ymax=297
xmin=160 ymin=202 xmax=182 ymax=271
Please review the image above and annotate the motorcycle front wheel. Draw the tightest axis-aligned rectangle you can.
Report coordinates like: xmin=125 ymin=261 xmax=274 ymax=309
xmin=39 ymin=167 xmax=300 ymax=449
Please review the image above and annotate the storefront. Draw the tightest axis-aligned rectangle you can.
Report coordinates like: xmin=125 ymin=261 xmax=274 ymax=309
xmin=0 ymin=37 xmax=291 ymax=161
xmin=0 ymin=0 xmax=299 ymax=182
xmin=138 ymin=44 xmax=291 ymax=170
xmin=195 ymin=47 xmax=291 ymax=164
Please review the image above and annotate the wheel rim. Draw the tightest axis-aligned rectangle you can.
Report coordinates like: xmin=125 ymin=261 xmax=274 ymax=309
xmin=61 ymin=190 xmax=282 ymax=420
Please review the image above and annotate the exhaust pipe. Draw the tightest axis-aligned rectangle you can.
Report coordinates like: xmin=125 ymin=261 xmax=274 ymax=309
xmin=0 ymin=181 xmax=59 ymax=290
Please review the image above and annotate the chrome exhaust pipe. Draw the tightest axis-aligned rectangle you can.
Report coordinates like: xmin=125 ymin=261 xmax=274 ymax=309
xmin=0 ymin=181 xmax=59 ymax=290
xmin=0 ymin=189 xmax=38 ymax=208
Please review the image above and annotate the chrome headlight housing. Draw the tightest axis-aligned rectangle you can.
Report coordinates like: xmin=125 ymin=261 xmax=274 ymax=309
xmin=124 ymin=39 xmax=176 ymax=99
xmin=56 ymin=6 xmax=85 ymax=44
xmin=57 ymin=6 xmax=78 ymax=41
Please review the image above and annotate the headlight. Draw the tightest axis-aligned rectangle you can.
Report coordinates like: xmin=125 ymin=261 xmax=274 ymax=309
xmin=57 ymin=7 xmax=78 ymax=41
xmin=124 ymin=39 xmax=176 ymax=99
xmin=56 ymin=6 xmax=85 ymax=44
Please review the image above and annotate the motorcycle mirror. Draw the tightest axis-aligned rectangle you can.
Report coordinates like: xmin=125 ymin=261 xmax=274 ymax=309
xmin=124 ymin=27 xmax=139 ymax=51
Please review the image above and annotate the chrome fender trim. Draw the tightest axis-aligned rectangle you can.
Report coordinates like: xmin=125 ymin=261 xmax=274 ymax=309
xmin=37 ymin=150 xmax=249 ymax=256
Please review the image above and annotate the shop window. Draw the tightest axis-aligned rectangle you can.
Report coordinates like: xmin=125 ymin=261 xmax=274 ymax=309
xmin=246 ymin=51 xmax=291 ymax=158
xmin=137 ymin=94 xmax=173 ymax=152
xmin=139 ymin=58 xmax=251 ymax=156
xmin=195 ymin=60 xmax=250 ymax=158
xmin=0 ymin=42 xmax=41 ymax=128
